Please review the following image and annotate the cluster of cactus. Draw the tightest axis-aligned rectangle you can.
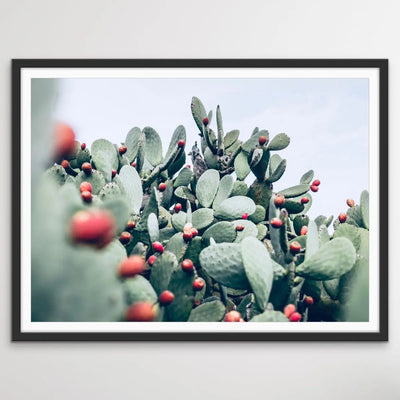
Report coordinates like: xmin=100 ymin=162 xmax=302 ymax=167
xmin=32 ymin=97 xmax=369 ymax=323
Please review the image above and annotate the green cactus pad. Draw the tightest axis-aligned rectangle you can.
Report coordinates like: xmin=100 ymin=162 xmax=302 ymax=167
xmin=203 ymin=147 xmax=218 ymax=169
xmin=214 ymin=196 xmax=256 ymax=220
xmin=164 ymin=232 xmax=187 ymax=260
xmin=234 ymin=151 xmax=251 ymax=181
xmin=296 ymin=237 xmax=356 ymax=280
xmin=123 ymin=275 xmax=158 ymax=305
xmin=300 ymin=169 xmax=314 ymax=184
xmin=100 ymin=197 xmax=130 ymax=235
xmin=268 ymin=133 xmax=290 ymax=151
xmin=318 ymin=225 xmax=330 ymax=246
xmin=171 ymin=211 xmax=187 ymax=232
xmin=149 ymin=251 xmax=178 ymax=296
xmin=76 ymin=147 xmax=91 ymax=168
xmin=268 ymin=198 xmax=284 ymax=261
xmin=183 ymin=236 xmax=203 ymax=268
xmin=323 ymin=279 xmax=340 ymax=300
xmin=279 ymin=184 xmax=310 ymax=198
xmin=242 ymin=129 xmax=269 ymax=153
xmin=164 ymin=125 xmax=186 ymax=163
xmin=137 ymin=187 xmax=159 ymax=232
xmin=241 ymin=237 xmax=274 ymax=310
xmin=333 ymin=224 xmax=361 ymax=252
xmin=213 ymin=174 xmax=234 ymax=209
xmin=99 ymin=182 xmax=122 ymax=201
xmin=91 ymin=139 xmax=118 ymax=182
xmin=166 ymin=268 xmax=195 ymax=321
xmin=249 ymin=205 xmax=266 ymax=224
xmin=147 ymin=213 xmax=159 ymax=243
xmin=250 ymin=309 xmax=289 ymax=322
xmin=199 ymin=243 xmax=250 ymax=289
xmin=192 ymin=208 xmax=214 ymax=230
xmin=142 ymin=126 xmax=162 ymax=167
xmin=346 ymin=205 xmax=364 ymax=227
xmin=174 ymin=186 xmax=196 ymax=203
xmin=360 ymin=190 xmax=369 ymax=229
xmin=125 ymin=127 xmax=142 ymax=162
xmin=248 ymin=181 xmax=272 ymax=210
xmin=233 ymin=220 xmax=258 ymax=243
xmin=158 ymin=227 xmax=176 ymax=243
xmin=266 ymin=158 xmax=286 ymax=184
xmin=231 ymin=180 xmax=248 ymax=197
xmin=202 ymin=221 xmax=236 ymax=246
xmin=293 ymin=215 xmax=309 ymax=236
xmin=250 ymin=148 xmax=270 ymax=182
xmin=191 ymin=96 xmax=208 ymax=132
xmin=282 ymin=200 xmax=304 ymax=215
xmin=256 ymin=224 xmax=267 ymax=240
xmin=188 ymin=300 xmax=225 ymax=322
xmin=292 ymin=193 xmax=312 ymax=214
xmin=174 ymin=167 xmax=193 ymax=188
xmin=75 ymin=170 xmax=106 ymax=195
xmin=118 ymin=165 xmax=143 ymax=214
xmin=305 ymin=220 xmax=319 ymax=260
xmin=45 ymin=165 xmax=68 ymax=185
xmin=224 ymin=130 xmax=240 ymax=148
xmin=196 ymin=169 xmax=220 ymax=207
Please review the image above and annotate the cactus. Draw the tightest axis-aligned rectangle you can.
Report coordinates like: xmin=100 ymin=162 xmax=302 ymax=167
xmin=32 ymin=96 xmax=370 ymax=323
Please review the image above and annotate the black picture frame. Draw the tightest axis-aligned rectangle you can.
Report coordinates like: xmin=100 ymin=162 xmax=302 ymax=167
xmin=12 ymin=59 xmax=388 ymax=342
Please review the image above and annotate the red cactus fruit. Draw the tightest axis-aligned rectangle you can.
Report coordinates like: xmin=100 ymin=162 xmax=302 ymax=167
xmin=284 ymin=304 xmax=296 ymax=318
xmin=192 ymin=278 xmax=205 ymax=291
xmin=61 ymin=160 xmax=70 ymax=169
xmin=119 ymin=145 xmax=127 ymax=155
xmin=159 ymin=290 xmax=175 ymax=306
xmin=126 ymin=220 xmax=136 ymax=230
xmin=174 ymin=203 xmax=182 ymax=213
xmin=301 ymin=197 xmax=310 ymax=204
xmin=177 ymin=140 xmax=185 ymax=148
xmin=202 ymin=117 xmax=209 ymax=126
xmin=53 ymin=122 xmax=76 ymax=160
xmin=242 ymin=213 xmax=248 ymax=220
xmin=81 ymin=143 xmax=86 ymax=150
xmin=270 ymin=218 xmax=283 ymax=228
xmin=258 ymin=136 xmax=267 ymax=146
xmin=290 ymin=241 xmax=301 ymax=254
xmin=125 ymin=302 xmax=156 ymax=322
xmin=152 ymin=241 xmax=164 ymax=253
xmin=224 ymin=311 xmax=242 ymax=322
xmin=148 ymin=255 xmax=157 ymax=266
xmin=236 ymin=224 xmax=245 ymax=232
xmin=79 ymin=181 xmax=92 ymax=193
xmin=158 ymin=182 xmax=167 ymax=192
xmin=183 ymin=231 xmax=193 ymax=242
xmin=118 ymin=255 xmax=145 ymax=277
xmin=190 ymin=228 xmax=198 ymax=238
xmin=346 ymin=198 xmax=355 ymax=207
xmin=304 ymin=296 xmax=314 ymax=306
xmin=131 ymin=162 xmax=136 ymax=168
xmin=339 ymin=213 xmax=347 ymax=223
xmin=82 ymin=162 xmax=92 ymax=175
xmin=119 ymin=231 xmax=131 ymax=245
xmin=300 ymin=226 xmax=308 ymax=235
xmin=312 ymin=179 xmax=320 ymax=186
xmin=81 ymin=190 xmax=92 ymax=203
xmin=181 ymin=259 xmax=194 ymax=272
xmin=186 ymin=165 xmax=191 ymax=169
xmin=70 ymin=209 xmax=116 ymax=249
xmin=310 ymin=185 xmax=318 ymax=192
xmin=289 ymin=312 xmax=302 ymax=322
xmin=274 ymin=194 xmax=285 ymax=207
xmin=111 ymin=169 xmax=117 ymax=178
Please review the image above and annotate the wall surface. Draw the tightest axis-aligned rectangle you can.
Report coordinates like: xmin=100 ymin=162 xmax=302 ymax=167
xmin=0 ymin=1 xmax=398 ymax=399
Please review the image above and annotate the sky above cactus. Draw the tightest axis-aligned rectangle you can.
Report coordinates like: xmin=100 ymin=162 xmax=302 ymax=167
xmin=53 ymin=77 xmax=368 ymax=221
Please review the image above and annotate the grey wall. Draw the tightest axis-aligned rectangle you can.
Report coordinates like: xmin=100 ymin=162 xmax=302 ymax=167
xmin=0 ymin=1 xmax=398 ymax=399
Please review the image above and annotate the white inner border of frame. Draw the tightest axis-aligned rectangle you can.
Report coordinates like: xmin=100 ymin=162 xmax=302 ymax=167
xmin=20 ymin=67 xmax=380 ymax=333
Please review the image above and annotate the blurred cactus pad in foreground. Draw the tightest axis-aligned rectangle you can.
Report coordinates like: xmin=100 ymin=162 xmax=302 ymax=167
xmin=32 ymin=93 xmax=369 ymax=323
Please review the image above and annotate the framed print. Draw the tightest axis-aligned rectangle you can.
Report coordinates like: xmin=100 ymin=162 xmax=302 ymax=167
xmin=12 ymin=59 xmax=388 ymax=341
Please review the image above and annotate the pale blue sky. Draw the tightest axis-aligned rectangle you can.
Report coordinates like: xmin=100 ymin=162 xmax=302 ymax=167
xmin=53 ymin=77 xmax=369 ymax=220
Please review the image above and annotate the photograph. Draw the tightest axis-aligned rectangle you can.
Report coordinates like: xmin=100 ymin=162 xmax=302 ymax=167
xmin=12 ymin=60 xmax=388 ymax=340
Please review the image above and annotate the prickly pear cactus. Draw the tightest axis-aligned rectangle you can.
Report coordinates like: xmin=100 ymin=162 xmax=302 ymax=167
xmin=32 ymin=96 xmax=369 ymax=323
